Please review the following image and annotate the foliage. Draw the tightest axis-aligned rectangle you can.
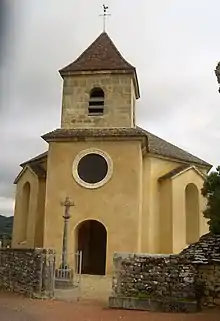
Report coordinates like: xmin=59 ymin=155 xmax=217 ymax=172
xmin=201 ymin=166 xmax=220 ymax=234
xmin=0 ymin=215 xmax=13 ymax=239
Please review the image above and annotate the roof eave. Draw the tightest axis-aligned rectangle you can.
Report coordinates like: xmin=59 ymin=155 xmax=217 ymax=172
xmin=158 ymin=165 xmax=207 ymax=182
xmin=59 ymin=68 xmax=140 ymax=99
xmin=147 ymin=152 xmax=212 ymax=170
xmin=20 ymin=151 xmax=48 ymax=167
xmin=14 ymin=165 xmax=38 ymax=184
xmin=59 ymin=67 xmax=135 ymax=76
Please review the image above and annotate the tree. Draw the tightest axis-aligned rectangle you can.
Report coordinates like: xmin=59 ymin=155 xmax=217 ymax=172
xmin=215 ymin=62 xmax=220 ymax=93
xmin=201 ymin=166 xmax=220 ymax=234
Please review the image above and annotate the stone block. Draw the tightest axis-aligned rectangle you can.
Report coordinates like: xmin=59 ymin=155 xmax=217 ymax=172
xmin=0 ymin=248 xmax=55 ymax=299
xmin=109 ymin=296 xmax=199 ymax=313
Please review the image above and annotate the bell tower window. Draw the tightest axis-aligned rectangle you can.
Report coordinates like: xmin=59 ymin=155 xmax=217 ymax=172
xmin=88 ymin=88 xmax=104 ymax=116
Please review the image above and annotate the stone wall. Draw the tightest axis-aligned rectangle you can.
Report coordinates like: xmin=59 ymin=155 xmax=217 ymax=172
xmin=180 ymin=234 xmax=220 ymax=308
xmin=0 ymin=248 xmax=55 ymax=298
xmin=112 ymin=253 xmax=197 ymax=301
xmin=61 ymin=73 xmax=135 ymax=129
xmin=197 ymin=264 xmax=220 ymax=307
xmin=110 ymin=234 xmax=220 ymax=312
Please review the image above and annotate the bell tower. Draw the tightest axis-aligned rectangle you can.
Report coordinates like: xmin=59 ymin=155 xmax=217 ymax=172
xmin=59 ymin=32 xmax=140 ymax=129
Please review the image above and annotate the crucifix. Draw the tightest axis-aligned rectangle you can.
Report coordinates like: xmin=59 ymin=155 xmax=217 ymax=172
xmin=99 ymin=4 xmax=111 ymax=32
xmin=60 ymin=196 xmax=74 ymax=268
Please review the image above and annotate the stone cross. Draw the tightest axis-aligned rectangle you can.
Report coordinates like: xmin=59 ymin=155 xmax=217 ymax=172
xmin=99 ymin=4 xmax=111 ymax=32
xmin=60 ymin=197 xmax=74 ymax=268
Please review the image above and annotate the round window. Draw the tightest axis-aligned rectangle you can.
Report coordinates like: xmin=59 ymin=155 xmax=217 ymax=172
xmin=72 ymin=149 xmax=113 ymax=189
xmin=77 ymin=153 xmax=108 ymax=184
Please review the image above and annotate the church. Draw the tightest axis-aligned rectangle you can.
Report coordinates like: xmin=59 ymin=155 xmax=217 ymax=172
xmin=12 ymin=31 xmax=211 ymax=275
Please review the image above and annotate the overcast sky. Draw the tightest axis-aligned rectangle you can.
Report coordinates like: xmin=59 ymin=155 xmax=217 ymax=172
xmin=0 ymin=0 xmax=220 ymax=216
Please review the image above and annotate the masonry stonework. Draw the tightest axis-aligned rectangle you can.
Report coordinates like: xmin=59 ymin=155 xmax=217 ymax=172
xmin=61 ymin=73 xmax=135 ymax=129
xmin=111 ymin=254 xmax=197 ymax=300
xmin=109 ymin=234 xmax=220 ymax=312
xmin=0 ymin=248 xmax=55 ymax=298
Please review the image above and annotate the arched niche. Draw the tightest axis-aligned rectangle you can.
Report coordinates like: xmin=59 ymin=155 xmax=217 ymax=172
xmin=185 ymin=183 xmax=200 ymax=244
xmin=20 ymin=182 xmax=31 ymax=241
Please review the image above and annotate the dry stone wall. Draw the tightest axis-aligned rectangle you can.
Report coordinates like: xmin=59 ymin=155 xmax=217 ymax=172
xmin=197 ymin=264 xmax=220 ymax=307
xmin=112 ymin=254 xmax=197 ymax=301
xmin=0 ymin=248 xmax=55 ymax=298
xmin=110 ymin=234 xmax=220 ymax=312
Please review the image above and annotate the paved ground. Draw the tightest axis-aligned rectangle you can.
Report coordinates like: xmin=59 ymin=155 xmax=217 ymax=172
xmin=0 ymin=293 xmax=219 ymax=321
xmin=55 ymin=274 xmax=112 ymax=301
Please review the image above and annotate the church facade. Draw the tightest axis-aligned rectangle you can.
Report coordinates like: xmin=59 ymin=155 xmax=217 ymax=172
xmin=12 ymin=32 xmax=211 ymax=275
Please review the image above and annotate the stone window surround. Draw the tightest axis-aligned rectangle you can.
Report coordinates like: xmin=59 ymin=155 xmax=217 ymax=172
xmin=72 ymin=148 xmax=113 ymax=189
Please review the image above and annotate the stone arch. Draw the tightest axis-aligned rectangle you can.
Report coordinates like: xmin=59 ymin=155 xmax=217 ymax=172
xmin=185 ymin=183 xmax=200 ymax=244
xmin=88 ymin=87 xmax=105 ymax=115
xmin=20 ymin=181 xmax=31 ymax=241
xmin=75 ymin=219 xmax=107 ymax=275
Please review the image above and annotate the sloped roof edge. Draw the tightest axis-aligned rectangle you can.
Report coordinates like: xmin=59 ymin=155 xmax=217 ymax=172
xmin=41 ymin=126 xmax=211 ymax=168
xmin=20 ymin=151 xmax=48 ymax=167
xmin=14 ymin=165 xmax=37 ymax=184
xmin=59 ymin=32 xmax=135 ymax=74
xmin=158 ymin=165 xmax=206 ymax=182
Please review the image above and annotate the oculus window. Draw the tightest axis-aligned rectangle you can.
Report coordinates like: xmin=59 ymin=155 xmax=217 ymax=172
xmin=72 ymin=149 xmax=113 ymax=189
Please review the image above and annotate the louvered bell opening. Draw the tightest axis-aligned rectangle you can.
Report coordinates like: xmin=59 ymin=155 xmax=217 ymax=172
xmin=88 ymin=97 xmax=104 ymax=116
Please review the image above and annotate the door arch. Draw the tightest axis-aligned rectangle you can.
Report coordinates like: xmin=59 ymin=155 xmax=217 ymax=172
xmin=76 ymin=220 xmax=107 ymax=275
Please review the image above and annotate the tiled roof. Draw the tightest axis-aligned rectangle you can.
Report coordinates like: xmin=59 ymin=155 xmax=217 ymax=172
xmin=20 ymin=151 xmax=47 ymax=167
xmin=41 ymin=126 xmax=211 ymax=168
xmin=29 ymin=164 xmax=46 ymax=179
xmin=41 ymin=127 xmax=146 ymax=139
xmin=59 ymin=32 xmax=135 ymax=74
xmin=141 ymin=128 xmax=211 ymax=168
xmin=14 ymin=163 xmax=46 ymax=184
xmin=14 ymin=151 xmax=47 ymax=184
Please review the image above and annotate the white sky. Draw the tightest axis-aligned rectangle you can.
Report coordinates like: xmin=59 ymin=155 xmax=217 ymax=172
xmin=0 ymin=0 xmax=220 ymax=216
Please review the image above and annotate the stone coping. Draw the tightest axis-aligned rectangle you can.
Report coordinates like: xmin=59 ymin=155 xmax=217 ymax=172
xmin=109 ymin=296 xmax=199 ymax=313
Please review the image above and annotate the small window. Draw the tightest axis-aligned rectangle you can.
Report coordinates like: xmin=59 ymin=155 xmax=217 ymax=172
xmin=88 ymin=88 xmax=104 ymax=116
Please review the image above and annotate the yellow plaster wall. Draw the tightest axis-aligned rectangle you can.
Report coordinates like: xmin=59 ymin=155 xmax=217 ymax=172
xmin=172 ymin=169 xmax=209 ymax=253
xmin=34 ymin=179 xmax=46 ymax=247
xmin=61 ymin=73 xmax=135 ymax=129
xmin=44 ymin=140 xmax=143 ymax=274
xmin=12 ymin=168 xmax=39 ymax=248
xmin=159 ymin=179 xmax=173 ymax=253
xmin=142 ymin=156 xmax=181 ymax=253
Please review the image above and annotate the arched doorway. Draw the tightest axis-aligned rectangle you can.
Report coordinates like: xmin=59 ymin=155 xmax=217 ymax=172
xmin=185 ymin=183 xmax=200 ymax=244
xmin=76 ymin=220 xmax=107 ymax=275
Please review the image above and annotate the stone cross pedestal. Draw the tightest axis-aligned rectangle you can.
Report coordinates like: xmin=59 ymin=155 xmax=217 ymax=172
xmin=55 ymin=197 xmax=75 ymax=289
xmin=60 ymin=197 xmax=74 ymax=269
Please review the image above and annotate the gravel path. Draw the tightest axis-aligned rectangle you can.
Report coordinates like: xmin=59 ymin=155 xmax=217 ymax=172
xmin=0 ymin=293 xmax=219 ymax=321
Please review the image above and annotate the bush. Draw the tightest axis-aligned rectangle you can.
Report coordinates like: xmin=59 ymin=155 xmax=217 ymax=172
xmin=201 ymin=166 xmax=220 ymax=234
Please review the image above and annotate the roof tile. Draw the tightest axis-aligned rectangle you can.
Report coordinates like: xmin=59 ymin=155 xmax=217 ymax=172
xmin=41 ymin=127 xmax=211 ymax=168
xmin=59 ymin=32 xmax=135 ymax=73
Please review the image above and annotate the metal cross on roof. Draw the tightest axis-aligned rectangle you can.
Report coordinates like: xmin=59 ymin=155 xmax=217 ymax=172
xmin=99 ymin=4 xmax=111 ymax=32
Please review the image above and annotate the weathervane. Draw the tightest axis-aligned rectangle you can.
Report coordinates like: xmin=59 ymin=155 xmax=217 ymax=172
xmin=99 ymin=4 xmax=111 ymax=32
